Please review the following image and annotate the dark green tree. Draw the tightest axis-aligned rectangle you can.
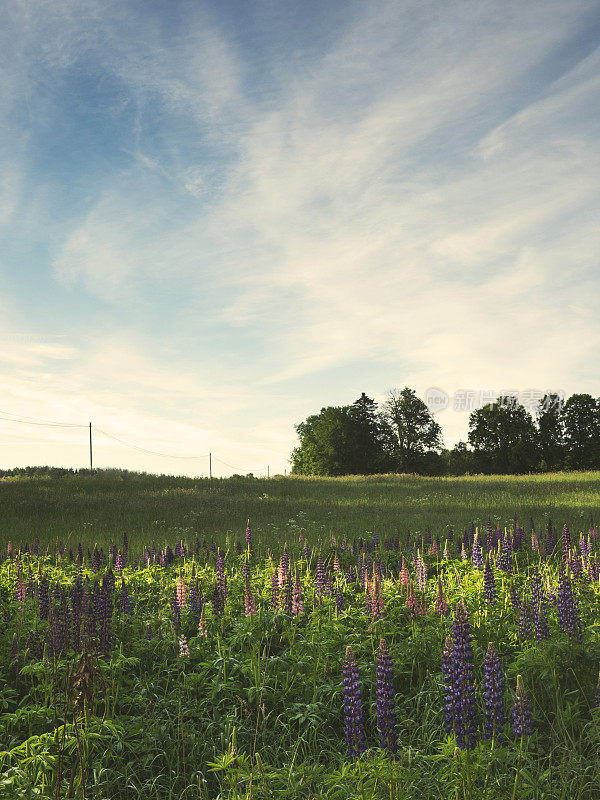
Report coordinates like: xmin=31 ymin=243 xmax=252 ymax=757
xmin=382 ymin=387 xmax=443 ymax=473
xmin=562 ymin=393 xmax=600 ymax=469
xmin=291 ymin=394 xmax=388 ymax=476
xmin=468 ymin=396 xmax=539 ymax=474
xmin=442 ymin=441 xmax=476 ymax=475
xmin=536 ymin=393 xmax=565 ymax=471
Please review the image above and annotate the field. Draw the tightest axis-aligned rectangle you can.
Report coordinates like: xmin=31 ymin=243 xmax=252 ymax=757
xmin=1 ymin=471 xmax=600 ymax=799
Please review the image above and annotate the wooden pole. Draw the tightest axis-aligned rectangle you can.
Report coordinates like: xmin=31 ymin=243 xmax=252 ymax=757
xmin=209 ymin=452 xmax=212 ymax=479
xmin=89 ymin=422 xmax=93 ymax=472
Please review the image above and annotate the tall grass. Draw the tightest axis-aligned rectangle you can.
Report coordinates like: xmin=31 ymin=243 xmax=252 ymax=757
xmin=0 ymin=469 xmax=598 ymax=550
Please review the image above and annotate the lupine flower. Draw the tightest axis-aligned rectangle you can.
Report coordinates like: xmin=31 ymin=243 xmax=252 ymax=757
xmin=450 ymin=601 xmax=477 ymax=750
xmin=176 ymin=572 xmax=187 ymax=608
xmin=415 ymin=552 xmax=427 ymax=591
xmin=335 ymin=586 xmax=344 ymax=614
xmin=405 ymin=582 xmax=423 ymax=618
xmin=557 ymin=569 xmax=582 ymax=640
xmin=198 ymin=610 xmax=208 ymax=637
xmin=509 ymin=585 xmax=521 ymax=613
xmin=443 ymin=540 xmax=450 ymax=560
xmin=212 ymin=582 xmax=224 ymax=617
xmin=376 ymin=638 xmax=397 ymax=755
xmin=483 ymin=643 xmax=504 ymax=739
xmin=441 ymin=636 xmax=455 ymax=735
xmin=472 ymin=534 xmax=484 ymax=570
xmin=519 ymin=601 xmax=533 ymax=640
xmin=534 ymin=600 xmax=550 ymax=641
xmin=316 ymin=556 xmax=326 ymax=593
xmin=483 ymin=560 xmax=497 ymax=605
xmin=189 ymin=579 xmax=203 ymax=617
xmin=342 ymin=646 xmax=366 ymax=758
xmin=270 ymin=570 xmax=279 ymax=608
xmin=399 ymin=557 xmax=409 ymax=589
xmin=512 ymin=675 xmax=533 ymax=736
xmin=245 ymin=519 xmax=252 ymax=550
xmin=461 ymin=543 xmax=468 ymax=561
xmin=15 ymin=572 xmax=26 ymax=603
xmin=98 ymin=575 xmax=112 ymax=656
xmin=497 ymin=536 xmax=512 ymax=574
xmin=435 ymin=576 xmax=449 ymax=616
xmin=333 ymin=554 xmax=341 ymax=573
xmin=179 ymin=636 xmax=190 ymax=658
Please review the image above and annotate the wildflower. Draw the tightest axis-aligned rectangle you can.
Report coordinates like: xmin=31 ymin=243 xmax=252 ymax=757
xmin=472 ymin=534 xmax=484 ymax=570
xmin=518 ymin=601 xmax=533 ymax=640
xmin=483 ymin=559 xmax=497 ymax=605
xmin=342 ymin=646 xmax=366 ymax=758
xmin=198 ymin=610 xmax=208 ymax=637
xmin=244 ymin=576 xmax=256 ymax=617
xmin=450 ymin=601 xmax=477 ymax=750
xmin=292 ymin=571 xmax=303 ymax=616
xmin=376 ymin=638 xmax=397 ymax=755
xmin=557 ymin=568 xmax=582 ymax=641
xmin=176 ymin=572 xmax=187 ymax=608
xmin=245 ymin=519 xmax=252 ymax=550
xmin=441 ymin=636 xmax=455 ymax=735
xmin=179 ymin=636 xmax=190 ymax=658
xmin=512 ymin=675 xmax=533 ymax=736
xmin=483 ymin=643 xmax=504 ymax=739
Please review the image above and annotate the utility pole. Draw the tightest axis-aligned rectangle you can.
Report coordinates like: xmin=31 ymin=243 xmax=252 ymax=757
xmin=89 ymin=422 xmax=93 ymax=472
xmin=209 ymin=452 xmax=212 ymax=479
xmin=267 ymin=465 xmax=269 ymax=479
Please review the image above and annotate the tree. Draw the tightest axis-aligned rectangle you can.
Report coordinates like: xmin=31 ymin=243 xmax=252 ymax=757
xmin=562 ymin=394 xmax=600 ymax=469
xmin=468 ymin=396 xmax=539 ymax=474
xmin=291 ymin=394 xmax=388 ymax=476
xmin=442 ymin=441 xmax=476 ymax=475
xmin=382 ymin=387 xmax=443 ymax=473
xmin=536 ymin=393 xmax=565 ymax=471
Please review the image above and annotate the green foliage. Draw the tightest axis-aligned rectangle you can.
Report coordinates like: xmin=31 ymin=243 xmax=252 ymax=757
xmin=468 ymin=396 xmax=540 ymax=474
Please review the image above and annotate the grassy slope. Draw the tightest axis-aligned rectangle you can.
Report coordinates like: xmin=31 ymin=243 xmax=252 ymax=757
xmin=1 ymin=470 xmax=599 ymax=550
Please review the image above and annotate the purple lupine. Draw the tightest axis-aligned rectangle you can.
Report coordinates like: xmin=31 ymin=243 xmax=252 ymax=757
xmin=245 ymin=519 xmax=252 ymax=550
xmin=212 ymin=582 xmax=224 ymax=617
xmin=92 ymin=547 xmax=101 ymax=572
xmin=509 ymin=584 xmax=521 ymax=613
xmin=215 ymin=554 xmax=227 ymax=600
xmin=171 ymin=588 xmax=181 ymax=631
xmin=497 ymin=535 xmax=512 ymax=574
xmin=335 ymin=585 xmax=344 ymax=614
xmin=441 ymin=636 xmax=456 ymax=735
xmin=376 ymin=637 xmax=397 ymax=755
xmin=483 ymin=560 xmax=497 ymax=605
xmin=512 ymin=675 xmax=533 ymax=736
xmin=472 ymin=534 xmax=484 ymax=570
xmin=534 ymin=599 xmax=550 ymax=641
xmin=189 ymin=578 xmax=203 ymax=617
xmin=342 ymin=646 xmax=366 ymax=758
xmin=244 ymin=576 xmax=256 ymax=617
xmin=557 ymin=569 xmax=582 ymax=641
xmin=450 ymin=601 xmax=477 ymax=750
xmin=519 ymin=601 xmax=533 ymax=640
xmin=483 ymin=642 xmax=504 ymax=740
xmin=71 ymin=577 xmax=84 ymax=650
xmin=316 ymin=556 xmax=326 ymax=593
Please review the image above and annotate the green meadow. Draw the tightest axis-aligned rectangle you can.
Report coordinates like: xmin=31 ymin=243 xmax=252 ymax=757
xmin=1 ymin=469 xmax=598 ymax=550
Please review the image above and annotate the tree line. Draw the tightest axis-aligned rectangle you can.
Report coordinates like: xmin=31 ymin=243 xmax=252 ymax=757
xmin=290 ymin=389 xmax=600 ymax=476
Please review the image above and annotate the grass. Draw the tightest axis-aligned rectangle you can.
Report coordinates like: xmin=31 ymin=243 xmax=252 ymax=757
xmin=0 ymin=470 xmax=599 ymax=552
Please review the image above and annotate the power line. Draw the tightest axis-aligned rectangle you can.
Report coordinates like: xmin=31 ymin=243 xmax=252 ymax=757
xmin=0 ymin=411 xmax=86 ymax=428
xmin=96 ymin=428 xmax=210 ymax=460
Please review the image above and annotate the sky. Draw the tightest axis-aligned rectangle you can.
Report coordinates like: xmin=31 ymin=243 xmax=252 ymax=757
xmin=1 ymin=0 xmax=599 ymax=477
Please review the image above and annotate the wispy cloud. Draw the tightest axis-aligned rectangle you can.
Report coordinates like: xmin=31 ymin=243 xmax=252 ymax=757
xmin=1 ymin=0 xmax=599 ymax=472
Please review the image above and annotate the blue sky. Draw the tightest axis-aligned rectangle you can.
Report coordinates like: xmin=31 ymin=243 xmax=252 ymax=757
xmin=1 ymin=0 xmax=599 ymax=476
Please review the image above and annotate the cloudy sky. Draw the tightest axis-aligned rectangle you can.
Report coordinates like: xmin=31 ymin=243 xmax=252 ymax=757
xmin=1 ymin=0 xmax=599 ymax=476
